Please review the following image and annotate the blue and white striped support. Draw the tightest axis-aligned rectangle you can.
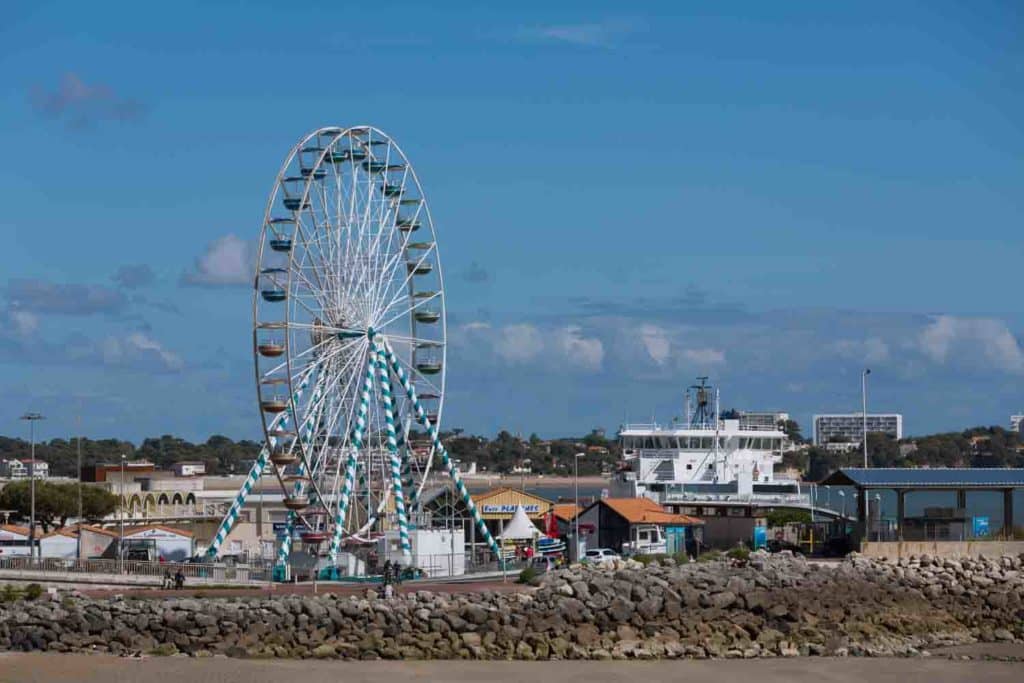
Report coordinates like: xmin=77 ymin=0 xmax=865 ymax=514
xmin=381 ymin=340 xmax=501 ymax=557
xmin=207 ymin=370 xmax=316 ymax=558
xmin=374 ymin=342 xmax=412 ymax=560
xmin=327 ymin=352 xmax=377 ymax=560
xmin=275 ymin=392 xmax=321 ymax=565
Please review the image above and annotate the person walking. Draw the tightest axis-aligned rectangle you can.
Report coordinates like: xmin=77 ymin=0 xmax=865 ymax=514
xmin=174 ymin=568 xmax=185 ymax=590
xmin=162 ymin=568 xmax=172 ymax=590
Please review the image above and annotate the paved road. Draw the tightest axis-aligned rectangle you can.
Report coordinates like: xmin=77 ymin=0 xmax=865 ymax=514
xmin=0 ymin=653 xmax=1020 ymax=683
xmin=81 ymin=577 xmax=525 ymax=599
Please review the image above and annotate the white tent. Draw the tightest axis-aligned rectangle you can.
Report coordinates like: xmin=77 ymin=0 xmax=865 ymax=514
xmin=499 ymin=505 xmax=541 ymax=541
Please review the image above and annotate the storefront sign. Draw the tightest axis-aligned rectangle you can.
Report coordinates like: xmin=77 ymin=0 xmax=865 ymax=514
xmin=481 ymin=504 xmax=541 ymax=514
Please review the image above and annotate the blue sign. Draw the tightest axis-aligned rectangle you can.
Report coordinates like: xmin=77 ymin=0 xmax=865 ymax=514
xmin=752 ymin=526 xmax=768 ymax=549
xmin=972 ymin=516 xmax=990 ymax=538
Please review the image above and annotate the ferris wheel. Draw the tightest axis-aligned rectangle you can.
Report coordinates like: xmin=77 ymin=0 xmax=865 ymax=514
xmin=254 ymin=125 xmax=447 ymax=558
xmin=206 ymin=125 xmax=499 ymax=568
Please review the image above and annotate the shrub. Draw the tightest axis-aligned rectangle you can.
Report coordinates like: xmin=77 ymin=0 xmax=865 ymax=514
xmin=727 ymin=546 xmax=750 ymax=561
xmin=671 ymin=551 xmax=692 ymax=565
xmin=632 ymin=554 xmax=668 ymax=566
xmin=24 ymin=583 xmax=43 ymax=600
xmin=696 ymin=550 xmax=723 ymax=563
xmin=0 ymin=584 xmax=20 ymax=602
xmin=517 ymin=566 xmax=538 ymax=584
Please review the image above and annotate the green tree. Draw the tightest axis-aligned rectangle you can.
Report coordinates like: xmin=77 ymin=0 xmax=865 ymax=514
xmin=0 ymin=481 xmax=116 ymax=531
xmin=779 ymin=419 xmax=804 ymax=444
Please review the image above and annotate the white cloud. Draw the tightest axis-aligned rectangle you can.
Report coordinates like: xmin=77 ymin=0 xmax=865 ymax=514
xmin=180 ymin=234 xmax=253 ymax=287
xmin=521 ymin=20 xmax=637 ymax=47
xmin=681 ymin=348 xmax=726 ymax=366
xmin=919 ymin=316 xmax=1024 ymax=374
xmin=554 ymin=325 xmax=604 ymax=371
xmin=8 ymin=311 xmax=38 ymax=337
xmin=102 ymin=332 xmax=184 ymax=371
xmin=832 ymin=337 xmax=890 ymax=364
xmin=493 ymin=324 xmax=545 ymax=364
xmin=638 ymin=324 xmax=670 ymax=365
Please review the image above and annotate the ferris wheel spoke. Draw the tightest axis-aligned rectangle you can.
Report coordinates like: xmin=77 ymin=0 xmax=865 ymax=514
xmin=375 ymin=290 xmax=442 ymax=333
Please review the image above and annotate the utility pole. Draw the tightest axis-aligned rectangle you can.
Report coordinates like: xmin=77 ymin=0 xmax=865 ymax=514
xmin=119 ymin=454 xmax=126 ymax=573
xmin=77 ymin=413 xmax=83 ymax=559
xmin=20 ymin=413 xmax=44 ymax=562
xmin=862 ymin=368 xmax=871 ymax=469
xmin=574 ymin=452 xmax=584 ymax=562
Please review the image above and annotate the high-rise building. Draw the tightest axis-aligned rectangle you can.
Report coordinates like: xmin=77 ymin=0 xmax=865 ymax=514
xmin=1011 ymin=415 xmax=1023 ymax=434
xmin=812 ymin=413 xmax=903 ymax=446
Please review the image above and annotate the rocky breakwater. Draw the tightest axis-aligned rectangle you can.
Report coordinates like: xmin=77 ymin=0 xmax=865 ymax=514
xmin=0 ymin=552 xmax=1021 ymax=659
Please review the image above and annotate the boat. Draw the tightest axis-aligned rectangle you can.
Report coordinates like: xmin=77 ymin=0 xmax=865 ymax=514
xmin=611 ymin=378 xmax=805 ymax=509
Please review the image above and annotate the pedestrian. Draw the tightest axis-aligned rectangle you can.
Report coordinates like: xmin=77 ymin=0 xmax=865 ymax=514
xmin=162 ymin=568 xmax=172 ymax=590
xmin=382 ymin=558 xmax=392 ymax=586
xmin=393 ymin=561 xmax=403 ymax=586
xmin=174 ymin=568 xmax=185 ymax=590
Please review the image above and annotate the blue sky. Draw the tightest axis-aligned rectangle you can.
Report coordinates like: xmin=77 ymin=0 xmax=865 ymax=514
xmin=1 ymin=1 xmax=1021 ymax=442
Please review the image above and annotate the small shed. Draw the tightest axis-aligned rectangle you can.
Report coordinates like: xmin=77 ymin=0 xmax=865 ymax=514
xmin=76 ymin=524 xmax=119 ymax=559
xmin=123 ymin=525 xmax=195 ymax=561
xmin=40 ymin=528 xmax=79 ymax=559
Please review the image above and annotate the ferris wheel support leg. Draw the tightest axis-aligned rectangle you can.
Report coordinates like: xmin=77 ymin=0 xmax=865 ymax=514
xmin=375 ymin=343 xmax=412 ymax=561
xmin=207 ymin=369 xmax=317 ymax=559
xmin=275 ymin=383 xmax=326 ymax=565
xmin=382 ymin=340 xmax=501 ymax=558
xmin=327 ymin=353 xmax=377 ymax=561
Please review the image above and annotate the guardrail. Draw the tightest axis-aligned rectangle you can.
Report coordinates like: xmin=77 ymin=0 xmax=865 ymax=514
xmin=0 ymin=556 xmax=270 ymax=583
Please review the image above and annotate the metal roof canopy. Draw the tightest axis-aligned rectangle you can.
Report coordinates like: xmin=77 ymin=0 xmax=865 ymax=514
xmin=821 ymin=468 xmax=1024 ymax=489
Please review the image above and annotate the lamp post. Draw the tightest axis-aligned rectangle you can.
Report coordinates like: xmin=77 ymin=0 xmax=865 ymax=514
xmin=119 ymin=454 xmax=126 ymax=573
xmin=838 ymin=490 xmax=846 ymax=521
xmin=19 ymin=413 xmax=44 ymax=562
xmin=862 ymin=368 xmax=871 ymax=469
xmin=574 ymin=452 xmax=584 ymax=562
xmin=76 ymin=413 xmax=83 ymax=560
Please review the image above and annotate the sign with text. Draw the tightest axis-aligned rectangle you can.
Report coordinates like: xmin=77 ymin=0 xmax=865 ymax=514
xmin=481 ymin=504 xmax=541 ymax=515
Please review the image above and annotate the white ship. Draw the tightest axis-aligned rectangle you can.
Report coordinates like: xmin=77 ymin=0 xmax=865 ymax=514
xmin=611 ymin=379 xmax=804 ymax=507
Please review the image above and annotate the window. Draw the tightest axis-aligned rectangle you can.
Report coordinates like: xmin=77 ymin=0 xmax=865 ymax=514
xmin=686 ymin=463 xmax=692 ymax=470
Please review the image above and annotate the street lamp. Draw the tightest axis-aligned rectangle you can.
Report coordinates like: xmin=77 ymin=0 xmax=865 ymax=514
xmin=19 ymin=413 xmax=45 ymax=562
xmin=119 ymin=454 xmax=126 ymax=573
xmin=574 ymin=452 xmax=584 ymax=562
xmin=838 ymin=491 xmax=846 ymax=520
xmin=862 ymin=368 xmax=871 ymax=469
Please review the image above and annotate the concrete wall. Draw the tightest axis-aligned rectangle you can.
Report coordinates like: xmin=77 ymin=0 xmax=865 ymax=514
xmin=860 ymin=540 xmax=1024 ymax=559
xmin=702 ymin=517 xmax=761 ymax=550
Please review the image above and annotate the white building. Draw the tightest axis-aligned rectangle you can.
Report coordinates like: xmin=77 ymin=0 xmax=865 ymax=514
xmin=172 ymin=462 xmax=207 ymax=477
xmin=812 ymin=413 xmax=903 ymax=446
xmin=0 ymin=524 xmax=34 ymax=556
xmin=39 ymin=528 xmax=79 ymax=559
xmin=0 ymin=459 xmax=47 ymax=479
xmin=1011 ymin=415 xmax=1023 ymax=434
xmin=0 ymin=460 xmax=27 ymax=479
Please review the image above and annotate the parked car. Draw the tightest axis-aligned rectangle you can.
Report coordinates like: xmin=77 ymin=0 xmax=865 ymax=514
xmin=583 ymin=548 xmax=619 ymax=564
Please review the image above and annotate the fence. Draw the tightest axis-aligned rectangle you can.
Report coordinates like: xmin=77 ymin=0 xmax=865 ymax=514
xmin=0 ymin=550 xmax=522 ymax=585
xmin=0 ymin=556 xmax=268 ymax=584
